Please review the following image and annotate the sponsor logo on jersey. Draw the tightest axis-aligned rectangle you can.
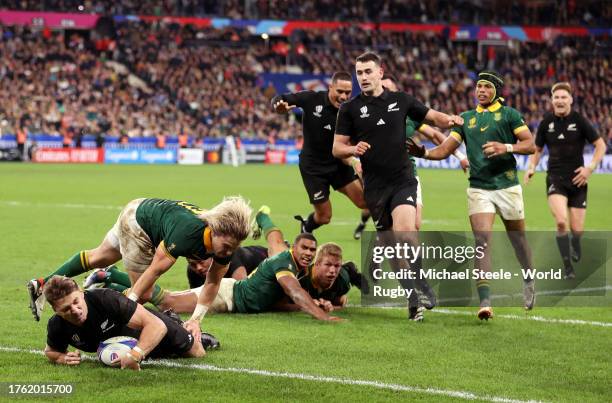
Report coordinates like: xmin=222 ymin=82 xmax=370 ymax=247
xmin=360 ymin=106 xmax=369 ymax=118
xmin=480 ymin=126 xmax=489 ymax=132
xmin=468 ymin=117 xmax=476 ymax=128
xmin=101 ymin=318 xmax=115 ymax=332
xmin=567 ymin=123 xmax=577 ymax=131
xmin=323 ymin=124 xmax=332 ymax=130
xmin=313 ymin=105 xmax=323 ymax=117
xmin=313 ymin=190 xmax=324 ymax=200
xmin=406 ymin=196 xmax=414 ymax=202
xmin=377 ymin=119 xmax=386 ymax=126
xmin=557 ymin=133 xmax=565 ymax=140
xmin=494 ymin=112 xmax=502 ymax=121
xmin=387 ymin=102 xmax=399 ymax=112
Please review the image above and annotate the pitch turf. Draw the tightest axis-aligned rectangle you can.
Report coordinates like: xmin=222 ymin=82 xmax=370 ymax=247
xmin=0 ymin=163 xmax=610 ymax=402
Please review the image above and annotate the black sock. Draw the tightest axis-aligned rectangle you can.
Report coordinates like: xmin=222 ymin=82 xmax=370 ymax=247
xmin=571 ymin=233 xmax=582 ymax=257
xmin=360 ymin=211 xmax=370 ymax=225
xmin=556 ymin=234 xmax=571 ymax=267
xmin=304 ymin=212 xmax=321 ymax=233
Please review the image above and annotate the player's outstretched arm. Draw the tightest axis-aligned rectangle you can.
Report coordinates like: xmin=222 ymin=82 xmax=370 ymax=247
xmin=409 ymin=135 xmax=460 ymax=160
xmin=44 ymin=345 xmax=81 ymax=366
xmin=185 ymin=261 xmax=229 ymax=338
xmin=277 ymin=275 xmax=343 ymax=321
xmin=116 ymin=304 xmax=169 ymax=370
xmin=419 ymin=125 xmax=469 ymax=170
xmin=424 ymin=109 xmax=464 ymax=129
xmin=524 ymin=146 xmax=544 ymax=184
xmin=128 ymin=246 xmax=175 ymax=303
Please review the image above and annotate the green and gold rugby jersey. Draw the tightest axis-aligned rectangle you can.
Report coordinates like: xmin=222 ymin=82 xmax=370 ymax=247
xmin=406 ymin=118 xmax=429 ymax=176
xmin=449 ymin=101 xmax=528 ymax=190
xmin=233 ymin=249 xmax=304 ymax=313
xmin=135 ymin=198 xmax=227 ymax=263
xmin=299 ymin=265 xmax=351 ymax=302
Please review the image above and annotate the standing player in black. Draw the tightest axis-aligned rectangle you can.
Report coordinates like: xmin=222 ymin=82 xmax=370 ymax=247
xmin=332 ymin=52 xmax=463 ymax=320
xmin=271 ymin=72 xmax=369 ymax=236
xmin=524 ymin=82 xmax=606 ymax=278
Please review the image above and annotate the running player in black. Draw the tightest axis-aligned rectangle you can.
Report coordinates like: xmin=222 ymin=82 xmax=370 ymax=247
xmin=43 ymin=276 xmax=211 ymax=370
xmin=524 ymin=82 xmax=607 ymax=278
xmin=271 ymin=71 xmax=368 ymax=236
xmin=332 ymin=52 xmax=463 ymax=321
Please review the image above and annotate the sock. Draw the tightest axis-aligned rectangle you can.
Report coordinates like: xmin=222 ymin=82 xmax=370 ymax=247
xmin=571 ymin=233 xmax=581 ymax=258
xmin=360 ymin=211 xmax=370 ymax=225
xmin=150 ymin=285 xmax=168 ymax=307
xmin=556 ymin=234 xmax=571 ymax=267
xmin=304 ymin=212 xmax=321 ymax=233
xmin=44 ymin=251 xmax=90 ymax=284
xmin=107 ymin=282 xmax=128 ymax=292
xmin=107 ymin=266 xmax=131 ymax=287
xmin=476 ymin=280 xmax=490 ymax=307
xmin=256 ymin=211 xmax=279 ymax=238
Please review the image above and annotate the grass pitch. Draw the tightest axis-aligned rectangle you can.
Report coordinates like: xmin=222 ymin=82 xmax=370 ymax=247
xmin=0 ymin=163 xmax=610 ymax=402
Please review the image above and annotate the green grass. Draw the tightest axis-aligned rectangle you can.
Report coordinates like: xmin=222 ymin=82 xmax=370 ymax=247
xmin=0 ymin=163 xmax=610 ymax=402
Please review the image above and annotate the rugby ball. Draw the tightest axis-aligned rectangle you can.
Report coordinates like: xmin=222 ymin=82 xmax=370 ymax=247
xmin=97 ymin=336 xmax=138 ymax=367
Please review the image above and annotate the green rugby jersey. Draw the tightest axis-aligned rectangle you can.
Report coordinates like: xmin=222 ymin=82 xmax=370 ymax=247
xmin=406 ymin=118 xmax=427 ymax=176
xmin=299 ymin=265 xmax=351 ymax=302
xmin=233 ymin=249 xmax=304 ymax=313
xmin=450 ymin=101 xmax=528 ymax=190
xmin=135 ymin=198 xmax=223 ymax=262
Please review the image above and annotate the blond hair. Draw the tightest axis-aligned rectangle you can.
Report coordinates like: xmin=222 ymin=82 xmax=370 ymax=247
xmin=314 ymin=242 xmax=343 ymax=265
xmin=43 ymin=276 xmax=79 ymax=308
xmin=199 ymin=196 xmax=252 ymax=241
xmin=551 ymin=82 xmax=572 ymax=95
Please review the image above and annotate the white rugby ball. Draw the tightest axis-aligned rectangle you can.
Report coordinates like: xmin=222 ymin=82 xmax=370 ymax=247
xmin=97 ymin=336 xmax=138 ymax=367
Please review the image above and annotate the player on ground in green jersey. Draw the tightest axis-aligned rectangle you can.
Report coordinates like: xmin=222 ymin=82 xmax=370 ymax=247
xmin=407 ymin=70 xmax=536 ymax=320
xmin=27 ymin=197 xmax=252 ymax=338
xmin=151 ymin=207 xmax=343 ymax=321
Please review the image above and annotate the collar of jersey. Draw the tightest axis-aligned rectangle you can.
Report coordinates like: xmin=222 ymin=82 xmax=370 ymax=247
xmin=203 ymin=227 xmax=213 ymax=252
xmin=359 ymin=88 xmax=389 ymax=102
xmin=476 ymin=101 xmax=502 ymax=113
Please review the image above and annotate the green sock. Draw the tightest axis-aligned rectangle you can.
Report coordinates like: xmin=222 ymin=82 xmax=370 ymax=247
xmin=256 ymin=212 xmax=278 ymax=238
xmin=107 ymin=266 xmax=131 ymax=287
xmin=477 ymin=280 xmax=491 ymax=306
xmin=150 ymin=285 xmax=168 ymax=307
xmin=107 ymin=282 xmax=128 ymax=292
xmin=44 ymin=251 xmax=90 ymax=284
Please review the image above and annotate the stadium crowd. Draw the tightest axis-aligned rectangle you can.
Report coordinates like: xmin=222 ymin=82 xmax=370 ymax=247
xmin=0 ymin=20 xmax=610 ymax=149
xmin=3 ymin=0 xmax=610 ymax=27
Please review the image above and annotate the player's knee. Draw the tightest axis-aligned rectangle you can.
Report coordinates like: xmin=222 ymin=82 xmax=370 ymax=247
xmin=556 ymin=221 xmax=567 ymax=233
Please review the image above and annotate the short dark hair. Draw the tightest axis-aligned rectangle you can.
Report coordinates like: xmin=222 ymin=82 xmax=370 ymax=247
xmin=294 ymin=232 xmax=317 ymax=245
xmin=331 ymin=71 xmax=352 ymax=84
xmin=44 ymin=276 xmax=79 ymax=308
xmin=356 ymin=51 xmax=382 ymax=66
xmin=383 ymin=74 xmax=398 ymax=85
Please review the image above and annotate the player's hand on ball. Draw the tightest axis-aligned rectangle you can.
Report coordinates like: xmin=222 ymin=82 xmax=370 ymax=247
xmin=273 ymin=100 xmax=296 ymax=114
xmin=482 ymin=141 xmax=506 ymax=158
xmin=353 ymin=141 xmax=371 ymax=156
xmin=460 ymin=158 xmax=470 ymax=173
xmin=62 ymin=350 xmax=81 ymax=365
xmin=406 ymin=137 xmax=426 ymax=158
xmin=113 ymin=354 xmax=141 ymax=371
xmin=572 ymin=166 xmax=592 ymax=187
xmin=184 ymin=319 xmax=202 ymax=341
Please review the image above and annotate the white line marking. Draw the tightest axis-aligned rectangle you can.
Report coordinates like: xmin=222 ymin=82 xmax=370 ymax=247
xmin=0 ymin=346 xmax=541 ymax=403
xmin=353 ymin=306 xmax=612 ymax=327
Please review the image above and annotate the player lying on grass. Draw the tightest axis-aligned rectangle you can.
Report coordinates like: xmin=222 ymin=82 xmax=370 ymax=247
xmin=43 ymin=276 xmax=216 ymax=371
xmin=407 ymin=70 xmax=536 ymax=320
xmin=28 ymin=197 xmax=251 ymax=340
xmin=86 ymin=209 xmax=365 ymax=314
